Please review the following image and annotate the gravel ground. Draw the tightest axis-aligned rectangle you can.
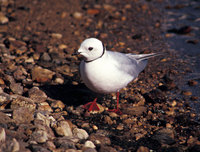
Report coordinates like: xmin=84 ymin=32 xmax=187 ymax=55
xmin=0 ymin=0 xmax=199 ymax=151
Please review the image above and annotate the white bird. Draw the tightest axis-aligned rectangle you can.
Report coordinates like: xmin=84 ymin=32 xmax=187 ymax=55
xmin=74 ymin=38 xmax=160 ymax=114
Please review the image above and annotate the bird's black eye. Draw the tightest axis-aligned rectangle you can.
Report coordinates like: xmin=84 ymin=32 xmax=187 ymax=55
xmin=88 ymin=47 xmax=93 ymax=51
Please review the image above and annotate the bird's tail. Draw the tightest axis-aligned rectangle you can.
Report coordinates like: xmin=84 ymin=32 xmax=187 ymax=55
xmin=127 ymin=52 xmax=164 ymax=61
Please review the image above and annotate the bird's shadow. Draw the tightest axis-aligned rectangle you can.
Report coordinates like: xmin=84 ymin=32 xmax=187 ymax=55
xmin=39 ymin=78 xmax=101 ymax=107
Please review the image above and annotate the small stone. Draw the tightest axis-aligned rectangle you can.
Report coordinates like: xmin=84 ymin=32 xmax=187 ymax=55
xmin=0 ymin=12 xmax=9 ymax=24
xmin=11 ymin=96 xmax=36 ymax=111
xmin=51 ymin=100 xmax=65 ymax=110
xmin=10 ymin=82 xmax=23 ymax=95
xmin=73 ymin=12 xmax=82 ymax=19
xmin=73 ymin=128 xmax=89 ymax=140
xmin=89 ymin=134 xmax=111 ymax=145
xmin=31 ymin=66 xmax=55 ymax=83
xmin=28 ymin=87 xmax=47 ymax=103
xmin=10 ymin=138 xmax=20 ymax=152
xmin=84 ymin=140 xmax=96 ymax=149
xmin=0 ymin=128 xmax=6 ymax=142
xmin=32 ymin=130 xmax=48 ymax=143
xmin=40 ymin=52 xmax=51 ymax=61
xmin=87 ymin=9 xmax=100 ymax=15
xmin=55 ymin=77 xmax=64 ymax=84
xmin=13 ymin=107 xmax=34 ymax=123
xmin=182 ymin=91 xmax=192 ymax=96
xmin=116 ymin=124 xmax=124 ymax=130
xmin=92 ymin=125 xmax=98 ymax=130
xmin=59 ymin=44 xmax=68 ymax=50
xmin=54 ymin=120 xmax=73 ymax=137
xmin=38 ymin=102 xmax=53 ymax=112
xmin=123 ymin=106 xmax=147 ymax=116
xmin=51 ymin=33 xmax=62 ymax=39
xmin=188 ymin=80 xmax=198 ymax=86
xmin=104 ymin=116 xmax=113 ymax=125
xmin=137 ymin=146 xmax=149 ymax=152
xmin=0 ymin=78 xmax=5 ymax=85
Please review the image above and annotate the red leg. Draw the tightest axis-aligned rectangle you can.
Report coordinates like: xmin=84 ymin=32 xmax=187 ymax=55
xmin=83 ymin=98 xmax=100 ymax=111
xmin=108 ymin=91 xmax=122 ymax=115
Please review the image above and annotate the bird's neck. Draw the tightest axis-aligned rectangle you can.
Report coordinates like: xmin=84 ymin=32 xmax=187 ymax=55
xmin=85 ymin=47 xmax=106 ymax=63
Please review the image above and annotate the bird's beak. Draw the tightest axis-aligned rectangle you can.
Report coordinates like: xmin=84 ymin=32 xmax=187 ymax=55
xmin=72 ymin=52 xmax=80 ymax=56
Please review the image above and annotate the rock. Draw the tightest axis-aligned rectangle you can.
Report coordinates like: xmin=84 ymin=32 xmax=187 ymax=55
xmin=73 ymin=12 xmax=82 ymax=19
xmin=116 ymin=123 xmax=124 ymax=130
xmin=31 ymin=66 xmax=55 ymax=83
xmin=137 ymin=146 xmax=150 ymax=152
xmin=13 ymin=68 xmax=26 ymax=81
xmin=152 ymin=128 xmax=176 ymax=145
xmin=11 ymin=96 xmax=36 ymax=111
xmin=182 ymin=91 xmax=192 ymax=96
xmin=104 ymin=116 xmax=113 ymax=125
xmin=36 ymin=112 xmax=56 ymax=127
xmin=0 ymin=128 xmax=6 ymax=142
xmin=84 ymin=140 xmax=96 ymax=149
xmin=0 ymin=92 xmax=12 ymax=106
xmin=0 ymin=12 xmax=9 ymax=24
xmin=54 ymin=120 xmax=73 ymax=137
xmin=28 ymin=87 xmax=47 ymax=103
xmin=32 ymin=130 xmax=48 ymax=143
xmin=50 ymin=100 xmax=65 ymax=111
xmin=40 ymin=52 xmax=51 ymax=61
xmin=29 ymin=144 xmax=50 ymax=152
xmin=143 ymin=89 xmax=166 ymax=103
xmin=54 ymin=137 xmax=77 ymax=149
xmin=51 ymin=33 xmax=63 ymax=39
xmin=123 ymin=106 xmax=147 ymax=116
xmin=11 ymin=138 xmax=20 ymax=152
xmin=55 ymin=77 xmax=64 ymax=84
xmin=83 ymin=147 xmax=97 ymax=152
xmin=37 ymin=102 xmax=53 ymax=112
xmin=13 ymin=107 xmax=34 ymax=123
xmin=73 ymin=128 xmax=89 ymax=140
xmin=10 ymin=82 xmax=23 ymax=95
xmin=99 ymin=145 xmax=117 ymax=152
xmin=89 ymin=134 xmax=111 ymax=145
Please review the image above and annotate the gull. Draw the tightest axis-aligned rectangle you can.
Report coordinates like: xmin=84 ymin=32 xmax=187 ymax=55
xmin=73 ymin=38 xmax=160 ymax=114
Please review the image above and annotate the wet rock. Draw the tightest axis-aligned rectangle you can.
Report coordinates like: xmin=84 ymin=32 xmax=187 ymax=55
xmin=13 ymin=107 xmax=34 ymax=123
xmin=152 ymin=128 xmax=176 ymax=145
xmin=53 ymin=120 xmax=73 ymax=137
xmin=137 ymin=146 xmax=150 ymax=152
xmin=188 ymin=80 xmax=198 ymax=86
xmin=31 ymin=66 xmax=55 ymax=83
xmin=167 ymin=26 xmax=192 ymax=34
xmin=28 ymin=87 xmax=47 ymax=103
xmin=143 ymin=89 xmax=166 ymax=103
xmin=10 ymin=82 xmax=23 ymax=95
xmin=123 ymin=106 xmax=147 ymax=116
xmin=73 ymin=128 xmax=89 ymax=140
xmin=182 ymin=91 xmax=192 ymax=96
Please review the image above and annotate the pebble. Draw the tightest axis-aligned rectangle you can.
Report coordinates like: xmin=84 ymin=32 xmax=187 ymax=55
xmin=104 ymin=116 xmax=113 ymax=125
xmin=31 ymin=66 xmax=55 ymax=83
xmin=0 ymin=12 xmax=9 ymax=24
xmin=38 ymin=102 xmax=53 ymax=112
xmin=124 ymin=106 xmax=147 ymax=116
xmin=10 ymin=82 xmax=23 ymax=95
xmin=116 ymin=124 xmax=124 ymax=130
xmin=0 ymin=128 xmax=6 ymax=142
xmin=54 ymin=120 xmax=73 ymax=137
xmin=188 ymin=80 xmax=198 ymax=86
xmin=32 ymin=130 xmax=48 ymax=143
xmin=84 ymin=140 xmax=96 ymax=149
xmin=10 ymin=138 xmax=20 ymax=152
xmin=182 ymin=91 xmax=192 ymax=96
xmin=13 ymin=107 xmax=34 ymax=123
xmin=137 ymin=146 xmax=150 ymax=152
xmin=28 ymin=87 xmax=47 ymax=103
xmin=51 ymin=100 xmax=65 ymax=110
xmin=89 ymin=134 xmax=111 ymax=145
xmin=51 ymin=33 xmax=63 ymax=39
xmin=55 ymin=77 xmax=64 ymax=84
xmin=40 ymin=52 xmax=51 ymax=61
xmin=73 ymin=128 xmax=89 ymax=140
xmin=73 ymin=12 xmax=82 ymax=19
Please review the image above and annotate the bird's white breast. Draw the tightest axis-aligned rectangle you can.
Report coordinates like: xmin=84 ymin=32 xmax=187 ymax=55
xmin=80 ymin=54 xmax=134 ymax=93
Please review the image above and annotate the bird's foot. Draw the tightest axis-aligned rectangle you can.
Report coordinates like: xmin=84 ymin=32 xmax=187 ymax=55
xmin=108 ymin=108 xmax=122 ymax=115
xmin=83 ymin=98 xmax=100 ymax=111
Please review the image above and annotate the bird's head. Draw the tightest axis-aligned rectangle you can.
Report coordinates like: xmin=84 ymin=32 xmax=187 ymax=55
xmin=75 ymin=38 xmax=105 ymax=62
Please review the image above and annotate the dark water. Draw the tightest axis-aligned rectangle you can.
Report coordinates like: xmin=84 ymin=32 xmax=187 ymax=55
xmin=164 ymin=0 xmax=200 ymax=114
